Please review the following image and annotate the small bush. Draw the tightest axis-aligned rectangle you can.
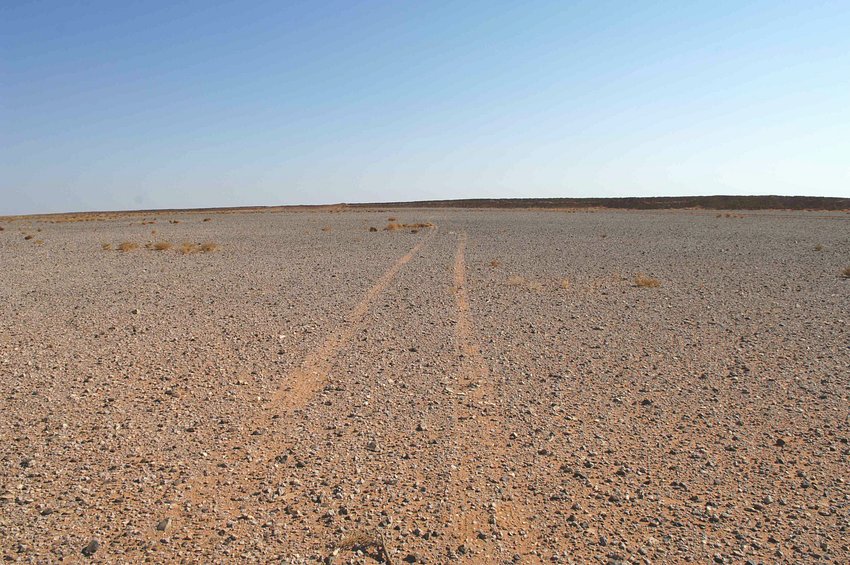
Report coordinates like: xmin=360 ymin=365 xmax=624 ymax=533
xmin=842 ymin=266 xmax=850 ymax=279
xmin=34 ymin=239 xmax=44 ymax=245
xmin=102 ymin=243 xmax=113 ymax=251
xmin=634 ymin=274 xmax=661 ymax=288
xmin=560 ymin=278 xmax=571 ymax=290
xmin=118 ymin=242 xmax=138 ymax=252
xmin=368 ymin=226 xmax=378 ymax=232
xmin=507 ymin=275 xmax=525 ymax=286
xmin=178 ymin=242 xmax=217 ymax=254
xmin=24 ymin=234 xmax=33 ymax=240
xmin=814 ymin=244 xmax=823 ymax=251
xmin=490 ymin=259 xmax=501 ymax=268
xmin=202 ymin=217 xmax=211 ymax=222
xmin=336 ymin=530 xmax=390 ymax=562
xmin=152 ymin=241 xmax=173 ymax=251
xmin=385 ymin=221 xmax=433 ymax=231
xmin=387 ymin=217 xmax=397 ymax=222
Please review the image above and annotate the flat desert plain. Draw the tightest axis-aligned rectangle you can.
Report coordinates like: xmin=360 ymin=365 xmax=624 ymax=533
xmin=1 ymin=208 xmax=848 ymax=564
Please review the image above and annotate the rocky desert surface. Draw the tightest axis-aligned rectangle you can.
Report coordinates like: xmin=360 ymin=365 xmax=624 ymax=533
xmin=1 ymin=207 xmax=848 ymax=564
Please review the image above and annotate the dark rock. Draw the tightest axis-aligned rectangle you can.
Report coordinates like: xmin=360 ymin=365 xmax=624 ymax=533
xmin=82 ymin=539 xmax=99 ymax=557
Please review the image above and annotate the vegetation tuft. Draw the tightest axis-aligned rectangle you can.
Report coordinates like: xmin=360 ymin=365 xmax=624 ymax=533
xmin=335 ymin=531 xmax=392 ymax=564
xmin=634 ymin=274 xmax=661 ymax=288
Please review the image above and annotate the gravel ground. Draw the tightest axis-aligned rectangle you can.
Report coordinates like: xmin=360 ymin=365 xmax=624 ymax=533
xmin=1 ymin=208 xmax=848 ymax=564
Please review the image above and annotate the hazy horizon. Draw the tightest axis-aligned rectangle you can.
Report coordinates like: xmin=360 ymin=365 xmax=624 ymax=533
xmin=3 ymin=1 xmax=849 ymax=215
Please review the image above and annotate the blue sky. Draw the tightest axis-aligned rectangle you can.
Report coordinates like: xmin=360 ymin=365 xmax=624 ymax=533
xmin=2 ymin=1 xmax=849 ymax=214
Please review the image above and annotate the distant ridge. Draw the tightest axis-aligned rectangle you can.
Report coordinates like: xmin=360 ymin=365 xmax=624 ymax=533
xmin=4 ymin=195 xmax=849 ymax=220
xmin=351 ymin=195 xmax=850 ymax=211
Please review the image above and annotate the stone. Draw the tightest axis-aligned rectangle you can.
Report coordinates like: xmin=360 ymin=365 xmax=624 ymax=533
xmin=82 ymin=539 xmax=99 ymax=557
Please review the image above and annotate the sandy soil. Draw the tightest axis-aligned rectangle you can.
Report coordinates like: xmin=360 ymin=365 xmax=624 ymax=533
xmin=1 ymin=208 xmax=848 ymax=564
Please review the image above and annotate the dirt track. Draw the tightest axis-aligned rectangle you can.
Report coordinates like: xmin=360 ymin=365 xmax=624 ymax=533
xmin=1 ymin=208 xmax=849 ymax=563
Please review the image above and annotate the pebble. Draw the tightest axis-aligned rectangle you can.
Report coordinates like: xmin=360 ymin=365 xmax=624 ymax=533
xmin=81 ymin=539 xmax=99 ymax=557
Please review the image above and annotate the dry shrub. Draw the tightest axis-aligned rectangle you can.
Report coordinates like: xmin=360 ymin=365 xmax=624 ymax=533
xmin=335 ymin=530 xmax=391 ymax=562
xmin=814 ymin=244 xmax=823 ymax=251
xmin=507 ymin=275 xmax=526 ymax=286
xmin=490 ymin=259 xmax=502 ymax=268
xmin=634 ymin=274 xmax=661 ymax=288
xmin=118 ymin=242 xmax=138 ymax=252
xmin=152 ymin=241 xmax=173 ymax=251
xmin=842 ymin=266 xmax=850 ymax=279
xmin=387 ymin=217 xmax=397 ymax=222
xmin=560 ymin=278 xmax=571 ymax=290
xmin=0 ymin=226 xmax=4 ymax=231
xmin=102 ymin=243 xmax=113 ymax=251
xmin=169 ymin=219 xmax=180 ymax=224
xmin=321 ymin=226 xmax=331 ymax=232
xmin=24 ymin=234 xmax=33 ymax=240
xmin=368 ymin=227 xmax=378 ymax=232
xmin=202 ymin=217 xmax=211 ymax=222
xmin=179 ymin=242 xmax=199 ymax=254
xmin=179 ymin=242 xmax=217 ymax=254
xmin=34 ymin=239 xmax=44 ymax=245
xmin=716 ymin=213 xmax=723 ymax=218
xmin=385 ymin=221 xmax=433 ymax=231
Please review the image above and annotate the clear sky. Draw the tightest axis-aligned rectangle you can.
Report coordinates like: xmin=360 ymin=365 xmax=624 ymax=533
xmin=2 ymin=1 xmax=849 ymax=214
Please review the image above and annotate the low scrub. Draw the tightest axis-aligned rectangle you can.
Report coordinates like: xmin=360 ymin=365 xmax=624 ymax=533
xmin=152 ymin=241 xmax=173 ymax=251
xmin=842 ymin=266 xmax=850 ymax=279
xmin=335 ymin=530 xmax=391 ymax=563
xmin=385 ymin=221 xmax=434 ymax=231
xmin=505 ymin=275 xmax=544 ymax=291
xmin=179 ymin=241 xmax=218 ymax=254
xmin=634 ymin=274 xmax=661 ymax=288
xmin=118 ymin=242 xmax=138 ymax=252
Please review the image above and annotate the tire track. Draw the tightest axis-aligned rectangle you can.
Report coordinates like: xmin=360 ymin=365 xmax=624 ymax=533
xmin=133 ymin=230 xmax=435 ymax=553
xmin=446 ymin=232 xmax=535 ymax=561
